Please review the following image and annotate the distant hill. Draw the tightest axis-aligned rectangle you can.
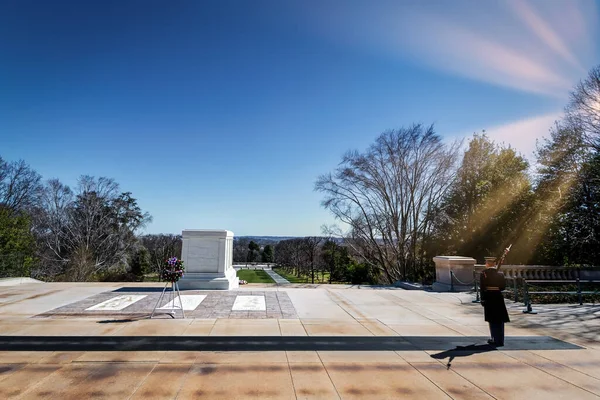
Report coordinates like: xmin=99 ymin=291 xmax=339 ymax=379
xmin=235 ymin=236 xmax=299 ymax=245
xmin=235 ymin=236 xmax=343 ymax=245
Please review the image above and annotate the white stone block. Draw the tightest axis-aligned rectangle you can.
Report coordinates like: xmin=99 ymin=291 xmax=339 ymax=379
xmin=432 ymin=256 xmax=476 ymax=292
xmin=179 ymin=229 xmax=239 ymax=290
xmin=86 ymin=295 xmax=147 ymax=311
xmin=232 ymin=295 xmax=266 ymax=311
xmin=159 ymin=295 xmax=206 ymax=310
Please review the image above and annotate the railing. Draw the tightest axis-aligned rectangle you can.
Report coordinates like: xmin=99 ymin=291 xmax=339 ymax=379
xmin=500 ymin=265 xmax=579 ymax=280
xmin=233 ymin=263 xmax=276 ymax=270
xmin=473 ymin=265 xmax=600 ymax=312
xmin=449 ymin=270 xmax=475 ymax=292
xmin=475 ymin=264 xmax=585 ymax=280
xmin=520 ymin=271 xmax=600 ymax=313
xmin=472 ymin=270 xmax=481 ymax=302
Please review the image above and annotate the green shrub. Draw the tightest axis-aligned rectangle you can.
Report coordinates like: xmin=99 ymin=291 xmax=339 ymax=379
xmin=97 ymin=268 xmax=141 ymax=282
xmin=345 ymin=261 xmax=378 ymax=284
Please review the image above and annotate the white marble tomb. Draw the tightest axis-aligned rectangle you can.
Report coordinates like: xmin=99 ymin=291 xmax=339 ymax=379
xmin=178 ymin=230 xmax=239 ymax=290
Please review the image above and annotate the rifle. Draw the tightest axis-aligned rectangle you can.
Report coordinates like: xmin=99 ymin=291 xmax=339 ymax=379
xmin=496 ymin=244 xmax=512 ymax=271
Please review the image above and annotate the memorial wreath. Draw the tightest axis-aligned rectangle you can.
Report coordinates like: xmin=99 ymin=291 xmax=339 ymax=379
xmin=160 ymin=257 xmax=185 ymax=282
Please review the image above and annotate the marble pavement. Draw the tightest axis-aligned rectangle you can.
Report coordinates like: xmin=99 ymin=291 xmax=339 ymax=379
xmin=0 ymin=281 xmax=599 ymax=399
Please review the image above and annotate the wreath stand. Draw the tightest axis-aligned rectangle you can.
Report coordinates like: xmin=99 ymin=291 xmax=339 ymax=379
xmin=150 ymin=280 xmax=185 ymax=319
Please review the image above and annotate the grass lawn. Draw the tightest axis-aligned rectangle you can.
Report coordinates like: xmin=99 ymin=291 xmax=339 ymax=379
xmin=143 ymin=273 xmax=160 ymax=282
xmin=142 ymin=270 xmax=275 ymax=284
xmin=272 ymin=268 xmax=308 ymax=283
xmin=273 ymin=267 xmax=335 ymax=284
xmin=236 ymin=269 xmax=275 ymax=283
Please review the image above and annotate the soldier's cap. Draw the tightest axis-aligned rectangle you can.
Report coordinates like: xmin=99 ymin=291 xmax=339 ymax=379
xmin=484 ymin=257 xmax=497 ymax=264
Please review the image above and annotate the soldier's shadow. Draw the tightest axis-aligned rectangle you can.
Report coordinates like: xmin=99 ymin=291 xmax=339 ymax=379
xmin=430 ymin=344 xmax=497 ymax=369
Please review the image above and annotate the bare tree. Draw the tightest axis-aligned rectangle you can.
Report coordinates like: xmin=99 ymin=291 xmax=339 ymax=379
xmin=34 ymin=176 xmax=151 ymax=280
xmin=140 ymin=234 xmax=182 ymax=278
xmin=31 ymin=179 xmax=74 ymax=277
xmin=233 ymin=238 xmax=250 ymax=263
xmin=274 ymin=239 xmax=293 ymax=268
xmin=566 ymin=65 xmax=600 ymax=150
xmin=275 ymin=238 xmax=308 ymax=278
xmin=302 ymin=236 xmax=323 ymax=284
xmin=315 ymin=124 xmax=460 ymax=283
xmin=291 ymin=238 xmax=308 ymax=277
xmin=0 ymin=157 xmax=42 ymax=213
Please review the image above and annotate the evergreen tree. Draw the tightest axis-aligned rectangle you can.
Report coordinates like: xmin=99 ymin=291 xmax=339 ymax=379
xmin=0 ymin=207 xmax=35 ymax=277
xmin=530 ymin=124 xmax=600 ymax=265
xmin=130 ymin=247 xmax=150 ymax=280
xmin=261 ymin=244 xmax=274 ymax=263
xmin=321 ymin=240 xmax=351 ymax=283
xmin=247 ymin=241 xmax=260 ymax=263
xmin=432 ymin=133 xmax=531 ymax=262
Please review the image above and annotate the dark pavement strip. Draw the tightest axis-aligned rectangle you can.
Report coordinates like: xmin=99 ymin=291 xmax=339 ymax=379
xmin=0 ymin=336 xmax=582 ymax=352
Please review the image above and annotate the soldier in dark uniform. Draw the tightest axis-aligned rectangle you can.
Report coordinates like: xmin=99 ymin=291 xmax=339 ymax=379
xmin=480 ymin=256 xmax=510 ymax=346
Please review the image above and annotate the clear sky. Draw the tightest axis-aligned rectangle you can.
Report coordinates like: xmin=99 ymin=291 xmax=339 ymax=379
xmin=1 ymin=0 xmax=598 ymax=236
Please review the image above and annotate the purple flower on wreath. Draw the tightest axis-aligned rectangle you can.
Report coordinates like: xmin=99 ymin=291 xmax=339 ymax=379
xmin=161 ymin=256 xmax=185 ymax=282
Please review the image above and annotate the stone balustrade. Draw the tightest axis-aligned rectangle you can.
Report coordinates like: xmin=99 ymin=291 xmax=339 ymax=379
xmin=433 ymin=258 xmax=600 ymax=292
xmin=491 ymin=265 xmax=578 ymax=280
xmin=474 ymin=264 xmax=600 ymax=281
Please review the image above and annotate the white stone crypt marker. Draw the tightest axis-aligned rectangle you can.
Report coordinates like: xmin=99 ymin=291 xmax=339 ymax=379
xmin=178 ymin=230 xmax=239 ymax=290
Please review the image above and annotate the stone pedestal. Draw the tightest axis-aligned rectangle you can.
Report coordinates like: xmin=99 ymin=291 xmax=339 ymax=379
xmin=432 ymin=256 xmax=476 ymax=292
xmin=179 ymin=230 xmax=239 ymax=290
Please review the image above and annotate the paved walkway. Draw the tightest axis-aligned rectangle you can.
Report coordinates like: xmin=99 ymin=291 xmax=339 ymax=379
xmin=264 ymin=269 xmax=290 ymax=284
xmin=0 ymin=282 xmax=599 ymax=399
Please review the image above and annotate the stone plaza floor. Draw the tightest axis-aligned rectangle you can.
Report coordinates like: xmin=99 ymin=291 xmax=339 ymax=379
xmin=0 ymin=281 xmax=599 ymax=399
xmin=39 ymin=288 xmax=298 ymax=319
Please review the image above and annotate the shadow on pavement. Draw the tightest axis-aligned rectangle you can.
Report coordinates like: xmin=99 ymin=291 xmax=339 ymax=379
xmin=430 ymin=344 xmax=497 ymax=369
xmin=112 ymin=287 xmax=168 ymax=293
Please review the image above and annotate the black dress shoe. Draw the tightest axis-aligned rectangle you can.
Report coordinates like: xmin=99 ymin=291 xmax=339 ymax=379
xmin=495 ymin=342 xmax=504 ymax=347
xmin=487 ymin=339 xmax=496 ymax=345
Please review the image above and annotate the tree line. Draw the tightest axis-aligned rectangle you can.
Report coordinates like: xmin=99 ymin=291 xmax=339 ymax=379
xmin=315 ymin=64 xmax=600 ymax=284
xmin=230 ymin=236 xmax=378 ymax=284
xmin=273 ymin=236 xmax=377 ymax=284
xmin=0 ymin=163 xmax=189 ymax=281
xmin=232 ymin=238 xmax=274 ymax=264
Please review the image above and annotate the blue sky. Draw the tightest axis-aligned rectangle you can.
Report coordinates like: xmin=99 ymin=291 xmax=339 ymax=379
xmin=1 ymin=0 xmax=598 ymax=236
